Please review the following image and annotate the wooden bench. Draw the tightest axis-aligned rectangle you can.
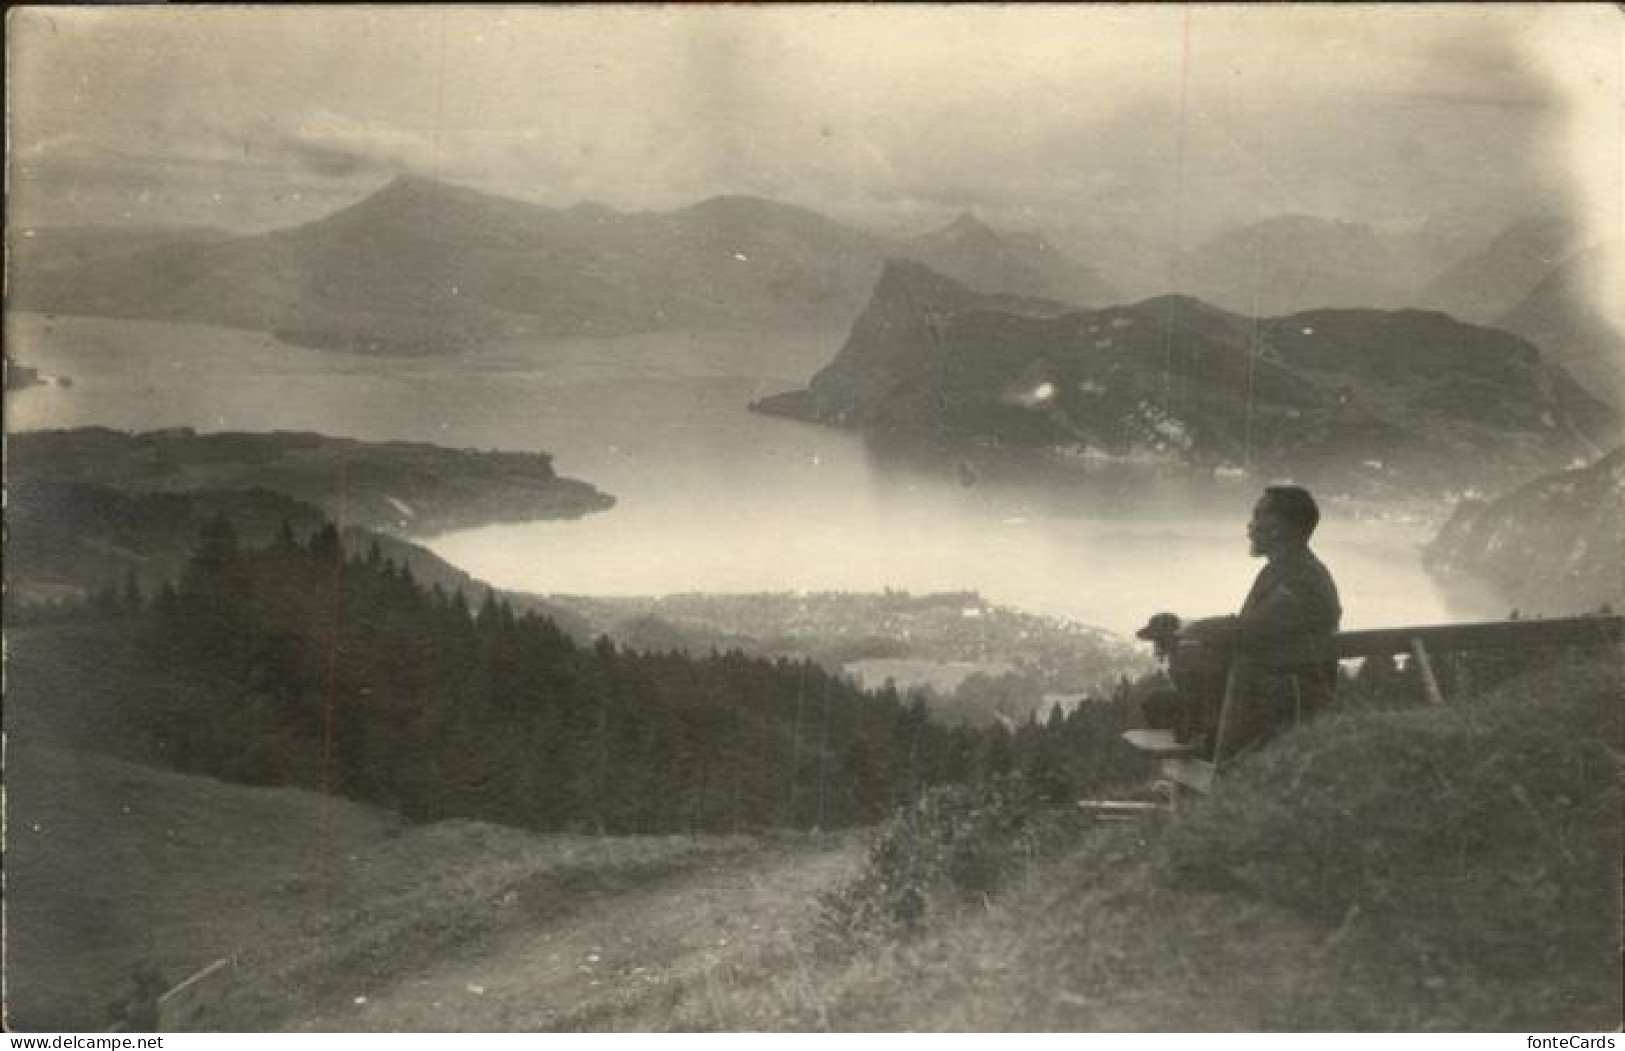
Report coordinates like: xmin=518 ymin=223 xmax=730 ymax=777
xmin=1113 ymin=613 xmax=1623 ymax=803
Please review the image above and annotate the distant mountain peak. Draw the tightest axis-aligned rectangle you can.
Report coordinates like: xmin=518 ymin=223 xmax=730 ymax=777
xmin=872 ymin=256 xmax=980 ymax=301
xmin=944 ymin=211 xmax=996 ymax=236
xmin=1129 ymin=291 xmax=1230 ymax=315
xmin=678 ymin=193 xmax=824 ymax=221
xmin=375 ymin=172 xmax=453 ymax=197
xmin=1124 ymin=292 xmax=1243 ymax=329
xmin=360 ymin=174 xmax=552 ymax=216
xmin=337 ymin=173 xmax=504 ymax=220
xmin=870 ymin=257 xmax=1076 ymax=315
xmin=683 ymin=192 xmax=770 ymax=211
xmin=903 ymin=214 xmax=1118 ymax=307
xmin=1418 ymin=212 xmax=1592 ymax=325
xmin=915 ymin=212 xmax=1007 ymax=253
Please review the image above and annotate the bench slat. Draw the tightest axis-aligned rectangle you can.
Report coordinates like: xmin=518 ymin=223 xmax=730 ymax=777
xmin=1121 ymin=728 xmax=1195 ymax=754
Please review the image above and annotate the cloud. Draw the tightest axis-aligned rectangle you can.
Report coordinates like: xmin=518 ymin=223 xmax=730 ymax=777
xmin=1521 ymin=5 xmax=1624 ymax=337
xmin=3 ymin=3 xmax=1604 ymax=256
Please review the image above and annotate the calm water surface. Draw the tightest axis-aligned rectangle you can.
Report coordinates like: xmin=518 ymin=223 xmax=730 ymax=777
xmin=6 ymin=313 xmax=1504 ymax=637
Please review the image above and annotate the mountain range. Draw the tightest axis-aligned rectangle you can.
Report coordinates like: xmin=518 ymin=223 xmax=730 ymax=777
xmin=1495 ymin=246 xmax=1625 ymax=405
xmin=9 ymin=177 xmax=1114 ymax=353
xmin=1414 ymin=214 xmax=1583 ymax=325
xmin=903 ymin=212 xmax=1119 ymax=308
xmin=1425 ymin=446 xmax=1625 ymax=615
xmin=1166 ymin=213 xmax=1622 ymax=408
xmin=11 ymin=177 xmax=1616 ymax=406
xmin=1172 ymin=214 xmax=1434 ymax=317
xmin=754 ymin=259 xmax=1619 ymax=494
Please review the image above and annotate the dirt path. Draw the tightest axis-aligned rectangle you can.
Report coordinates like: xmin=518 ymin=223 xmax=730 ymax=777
xmin=287 ymin=835 xmax=862 ymax=1032
xmin=3 ymin=743 xmax=864 ymax=1032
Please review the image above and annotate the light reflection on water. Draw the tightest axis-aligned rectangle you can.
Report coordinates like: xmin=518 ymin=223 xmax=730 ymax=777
xmin=7 ymin=313 xmax=1506 ymax=637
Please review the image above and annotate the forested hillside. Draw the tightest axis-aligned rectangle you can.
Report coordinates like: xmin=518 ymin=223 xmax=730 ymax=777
xmin=9 ymin=515 xmax=1152 ymax=836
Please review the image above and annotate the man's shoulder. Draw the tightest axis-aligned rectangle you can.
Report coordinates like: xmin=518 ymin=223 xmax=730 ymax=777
xmin=1276 ymin=546 xmax=1336 ymax=579
xmin=1267 ymin=547 xmax=1341 ymax=606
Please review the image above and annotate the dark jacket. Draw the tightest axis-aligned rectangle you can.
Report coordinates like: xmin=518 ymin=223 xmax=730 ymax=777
xmin=1235 ymin=545 xmax=1342 ymax=650
xmin=1184 ymin=545 xmax=1342 ymax=762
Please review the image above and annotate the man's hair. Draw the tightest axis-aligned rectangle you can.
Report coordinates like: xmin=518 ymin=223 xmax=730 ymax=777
xmin=1261 ymin=485 xmax=1320 ymax=540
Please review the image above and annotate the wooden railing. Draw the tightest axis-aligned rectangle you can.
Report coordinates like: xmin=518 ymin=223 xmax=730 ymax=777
xmin=1244 ymin=614 xmax=1623 ymax=706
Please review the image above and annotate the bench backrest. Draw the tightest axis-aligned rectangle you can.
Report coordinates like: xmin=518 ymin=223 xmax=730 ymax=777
xmin=1248 ymin=614 xmax=1623 ymax=667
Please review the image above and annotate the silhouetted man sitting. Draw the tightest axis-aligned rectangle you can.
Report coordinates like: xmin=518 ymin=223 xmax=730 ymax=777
xmin=1140 ymin=485 xmax=1342 ymax=765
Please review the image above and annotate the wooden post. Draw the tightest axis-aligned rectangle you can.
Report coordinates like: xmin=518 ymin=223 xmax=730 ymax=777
xmin=1410 ymin=637 xmax=1446 ymax=705
xmin=1210 ymin=664 xmax=1242 ymax=772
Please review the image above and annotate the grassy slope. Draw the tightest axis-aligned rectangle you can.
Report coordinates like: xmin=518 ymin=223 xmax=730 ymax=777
xmin=7 ymin=652 xmax=1616 ymax=1032
xmin=786 ymin=657 xmax=1622 ymax=1031
xmin=4 ymin=616 xmax=856 ymax=1032
xmin=4 ymin=742 xmax=839 ymax=1032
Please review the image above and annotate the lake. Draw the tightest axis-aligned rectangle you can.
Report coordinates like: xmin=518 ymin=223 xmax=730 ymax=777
xmin=5 ymin=313 xmax=1507 ymax=638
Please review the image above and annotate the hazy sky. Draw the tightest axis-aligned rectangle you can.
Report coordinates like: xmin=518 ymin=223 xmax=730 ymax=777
xmin=7 ymin=4 xmax=1621 ymax=259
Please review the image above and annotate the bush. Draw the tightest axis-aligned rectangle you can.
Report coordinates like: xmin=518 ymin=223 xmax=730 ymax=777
xmin=816 ymin=774 xmax=1088 ymax=952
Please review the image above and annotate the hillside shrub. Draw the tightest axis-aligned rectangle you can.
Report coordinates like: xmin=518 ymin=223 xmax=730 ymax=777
xmin=816 ymin=774 xmax=1092 ymax=952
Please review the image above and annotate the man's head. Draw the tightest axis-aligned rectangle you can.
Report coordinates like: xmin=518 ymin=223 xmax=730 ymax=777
xmin=1247 ymin=485 xmax=1320 ymax=558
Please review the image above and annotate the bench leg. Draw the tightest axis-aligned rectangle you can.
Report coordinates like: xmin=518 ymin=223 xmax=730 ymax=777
xmin=1211 ymin=665 xmax=1243 ymax=773
xmin=1410 ymin=637 xmax=1446 ymax=705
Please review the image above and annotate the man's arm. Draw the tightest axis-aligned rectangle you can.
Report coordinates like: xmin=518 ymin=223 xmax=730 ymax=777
xmin=1179 ymin=576 xmax=1330 ymax=650
xmin=1233 ymin=579 xmax=1324 ymax=644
